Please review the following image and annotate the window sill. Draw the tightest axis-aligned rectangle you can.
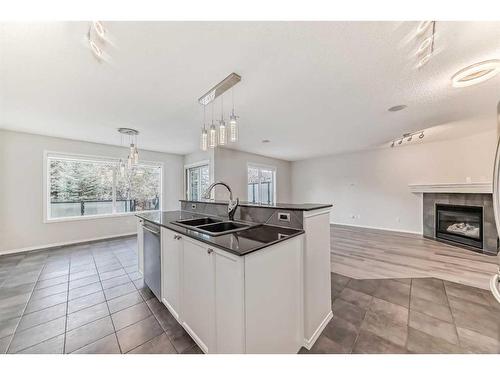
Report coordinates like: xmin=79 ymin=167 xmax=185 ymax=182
xmin=44 ymin=210 xmax=160 ymax=224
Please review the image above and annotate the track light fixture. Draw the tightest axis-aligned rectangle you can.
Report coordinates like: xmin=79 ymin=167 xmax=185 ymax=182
xmin=198 ymin=73 xmax=241 ymax=150
xmin=390 ymin=130 xmax=425 ymax=148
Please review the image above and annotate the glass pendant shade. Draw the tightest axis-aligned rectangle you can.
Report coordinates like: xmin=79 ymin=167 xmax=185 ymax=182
xmin=219 ymin=120 xmax=226 ymax=145
xmin=229 ymin=113 xmax=238 ymax=142
xmin=133 ymin=148 xmax=139 ymax=164
xmin=209 ymin=124 xmax=217 ymax=148
xmin=200 ymin=128 xmax=208 ymax=151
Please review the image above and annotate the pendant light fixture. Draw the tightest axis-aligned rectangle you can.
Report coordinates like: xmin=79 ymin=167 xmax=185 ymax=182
xmin=218 ymin=95 xmax=227 ymax=145
xmin=200 ymin=105 xmax=208 ymax=151
xmin=229 ymin=87 xmax=239 ymax=142
xmin=208 ymin=102 xmax=217 ymax=149
xmin=198 ymin=73 xmax=241 ymax=150
xmin=118 ymin=128 xmax=140 ymax=168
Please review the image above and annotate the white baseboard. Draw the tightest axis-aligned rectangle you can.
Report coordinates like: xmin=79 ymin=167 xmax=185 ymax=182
xmin=331 ymin=221 xmax=422 ymax=235
xmin=1 ymin=232 xmax=137 ymax=256
xmin=303 ymin=310 xmax=333 ymax=350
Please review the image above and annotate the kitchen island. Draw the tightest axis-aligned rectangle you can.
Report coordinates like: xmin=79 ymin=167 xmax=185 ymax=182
xmin=136 ymin=201 xmax=332 ymax=354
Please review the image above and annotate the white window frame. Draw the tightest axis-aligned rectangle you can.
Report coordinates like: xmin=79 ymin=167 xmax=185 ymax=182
xmin=43 ymin=150 xmax=163 ymax=223
xmin=184 ymin=160 xmax=211 ymax=201
xmin=247 ymin=162 xmax=277 ymax=205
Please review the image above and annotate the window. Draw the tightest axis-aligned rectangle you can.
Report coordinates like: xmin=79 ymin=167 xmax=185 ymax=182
xmin=247 ymin=164 xmax=276 ymax=205
xmin=46 ymin=152 xmax=162 ymax=221
xmin=185 ymin=162 xmax=210 ymax=201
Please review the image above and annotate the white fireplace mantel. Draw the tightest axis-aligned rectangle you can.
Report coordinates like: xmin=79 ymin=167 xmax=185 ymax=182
xmin=408 ymin=182 xmax=493 ymax=194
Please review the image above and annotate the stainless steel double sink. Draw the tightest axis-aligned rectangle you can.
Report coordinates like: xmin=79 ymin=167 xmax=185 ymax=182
xmin=172 ymin=217 xmax=257 ymax=236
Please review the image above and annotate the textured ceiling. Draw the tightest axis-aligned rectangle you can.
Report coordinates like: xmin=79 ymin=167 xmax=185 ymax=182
xmin=0 ymin=21 xmax=499 ymax=160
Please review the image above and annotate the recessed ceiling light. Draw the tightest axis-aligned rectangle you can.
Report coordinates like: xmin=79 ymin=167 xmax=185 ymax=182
xmin=262 ymin=139 xmax=270 ymax=143
xmin=388 ymin=105 xmax=407 ymax=112
xmin=451 ymin=60 xmax=500 ymax=88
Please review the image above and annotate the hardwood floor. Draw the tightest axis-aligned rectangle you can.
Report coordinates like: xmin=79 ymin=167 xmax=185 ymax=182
xmin=331 ymin=224 xmax=499 ymax=290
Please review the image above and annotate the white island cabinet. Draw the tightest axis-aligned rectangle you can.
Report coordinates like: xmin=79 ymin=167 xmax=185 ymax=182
xmin=160 ymin=227 xmax=303 ymax=354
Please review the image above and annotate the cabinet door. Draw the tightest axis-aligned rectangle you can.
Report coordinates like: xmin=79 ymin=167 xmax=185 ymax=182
xmin=161 ymin=228 xmax=182 ymax=319
xmin=181 ymin=238 xmax=214 ymax=353
xmin=137 ymin=218 xmax=144 ymax=275
xmin=213 ymin=249 xmax=245 ymax=353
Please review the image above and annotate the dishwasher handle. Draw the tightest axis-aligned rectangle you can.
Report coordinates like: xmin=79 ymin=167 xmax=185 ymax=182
xmin=143 ymin=225 xmax=160 ymax=236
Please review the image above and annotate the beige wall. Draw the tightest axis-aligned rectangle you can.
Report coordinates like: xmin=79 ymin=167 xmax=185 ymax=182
xmin=291 ymin=130 xmax=497 ymax=233
xmin=213 ymin=148 xmax=292 ymax=203
xmin=0 ymin=130 xmax=184 ymax=254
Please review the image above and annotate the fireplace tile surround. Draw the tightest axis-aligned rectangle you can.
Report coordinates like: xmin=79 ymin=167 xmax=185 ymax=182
xmin=423 ymin=193 xmax=499 ymax=255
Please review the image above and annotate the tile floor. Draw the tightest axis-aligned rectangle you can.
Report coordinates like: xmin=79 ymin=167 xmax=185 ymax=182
xmin=0 ymin=237 xmax=201 ymax=354
xmin=2 ymin=237 xmax=500 ymax=354
xmin=300 ymin=273 xmax=500 ymax=354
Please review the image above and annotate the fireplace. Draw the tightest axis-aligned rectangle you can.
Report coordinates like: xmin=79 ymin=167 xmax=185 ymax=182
xmin=435 ymin=204 xmax=483 ymax=249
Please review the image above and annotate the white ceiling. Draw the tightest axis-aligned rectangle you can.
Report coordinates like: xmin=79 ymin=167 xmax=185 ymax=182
xmin=1 ymin=21 xmax=499 ymax=161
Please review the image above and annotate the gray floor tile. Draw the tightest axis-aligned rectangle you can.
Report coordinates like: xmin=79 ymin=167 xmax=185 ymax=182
xmin=127 ymin=272 xmax=143 ymax=281
xmin=65 ymin=316 xmax=115 ymax=353
xmin=107 ymin=291 xmax=143 ymax=314
xmin=145 ymin=298 xmax=195 ymax=352
xmin=35 ymin=275 xmax=68 ymax=290
xmin=68 ymin=290 xmax=105 ymax=314
xmin=67 ymin=302 xmax=109 ymax=331
xmin=116 ymin=315 xmax=163 ymax=353
xmin=0 ymin=292 xmax=31 ymax=310
xmin=368 ymin=297 xmax=408 ymax=326
xmin=8 ymin=316 xmax=66 ymax=353
xmin=444 ymin=281 xmax=491 ymax=307
xmin=101 ymin=275 xmax=131 ymax=290
xmin=30 ymin=282 xmax=68 ymax=300
xmin=68 ymin=282 xmax=102 ymax=301
xmin=69 ymin=269 xmax=98 ymax=282
xmin=448 ymin=296 xmax=500 ymax=340
xmin=353 ymin=329 xmax=407 ymax=354
xmin=338 ymin=288 xmax=372 ymax=309
xmin=0 ymin=335 xmax=11 ymax=354
xmin=410 ymin=295 xmax=453 ymax=323
xmin=412 ymin=278 xmax=444 ymax=291
xmin=25 ymin=291 xmax=67 ymax=314
xmin=99 ymin=268 xmax=126 ymax=281
xmin=72 ymin=333 xmax=121 ymax=354
xmin=361 ymin=310 xmax=408 ymax=347
xmin=104 ymin=282 xmax=136 ymax=300
xmin=111 ymin=302 xmax=151 ymax=331
xmin=17 ymin=334 xmax=65 ymax=354
xmin=406 ymin=327 xmax=463 ymax=354
xmin=69 ymin=275 xmax=100 ymax=290
xmin=307 ymin=334 xmax=345 ymax=354
xmin=17 ymin=302 xmax=67 ymax=332
xmin=181 ymin=344 xmax=203 ymax=354
xmin=409 ymin=310 xmax=459 ymax=345
xmin=38 ymin=269 xmax=69 ymax=281
xmin=0 ymin=316 xmax=20 ymax=339
xmin=373 ymin=279 xmax=410 ymax=308
xmin=322 ymin=315 xmax=359 ymax=353
xmin=411 ymin=283 xmax=448 ymax=306
xmin=97 ymin=262 xmax=124 ymax=274
xmin=0 ymin=302 xmax=27 ymax=322
xmin=0 ymin=282 xmax=35 ymax=299
xmin=128 ymin=333 xmax=176 ymax=354
xmin=332 ymin=298 xmax=367 ymax=328
xmin=347 ymin=278 xmax=380 ymax=296
xmin=456 ymin=327 xmax=500 ymax=354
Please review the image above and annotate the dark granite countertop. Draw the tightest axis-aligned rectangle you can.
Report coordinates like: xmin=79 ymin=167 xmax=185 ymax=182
xmin=180 ymin=199 xmax=332 ymax=211
xmin=136 ymin=211 xmax=304 ymax=256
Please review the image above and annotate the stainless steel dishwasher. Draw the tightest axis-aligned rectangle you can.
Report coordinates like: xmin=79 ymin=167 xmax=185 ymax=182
xmin=142 ymin=221 xmax=161 ymax=301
